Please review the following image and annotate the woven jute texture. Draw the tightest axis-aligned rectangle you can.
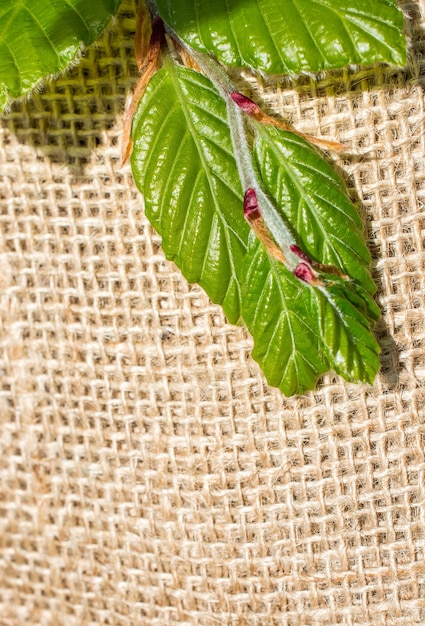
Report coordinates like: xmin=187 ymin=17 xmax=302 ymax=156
xmin=1 ymin=2 xmax=425 ymax=624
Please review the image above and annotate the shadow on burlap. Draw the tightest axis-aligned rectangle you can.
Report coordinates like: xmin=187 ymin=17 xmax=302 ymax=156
xmin=0 ymin=1 xmax=424 ymax=624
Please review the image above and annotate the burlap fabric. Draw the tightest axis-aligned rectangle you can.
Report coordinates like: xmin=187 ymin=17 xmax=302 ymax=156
xmin=1 ymin=1 xmax=424 ymax=624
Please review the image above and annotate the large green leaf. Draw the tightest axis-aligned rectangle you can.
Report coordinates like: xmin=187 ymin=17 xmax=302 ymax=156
xmin=156 ymin=0 xmax=406 ymax=74
xmin=0 ymin=0 xmax=122 ymax=111
xmin=130 ymin=64 xmax=249 ymax=324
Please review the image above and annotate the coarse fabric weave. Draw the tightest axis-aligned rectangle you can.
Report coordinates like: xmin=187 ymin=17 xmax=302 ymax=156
xmin=0 ymin=1 xmax=424 ymax=624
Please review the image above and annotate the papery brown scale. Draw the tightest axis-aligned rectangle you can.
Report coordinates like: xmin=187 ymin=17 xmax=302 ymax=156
xmin=122 ymin=17 xmax=165 ymax=164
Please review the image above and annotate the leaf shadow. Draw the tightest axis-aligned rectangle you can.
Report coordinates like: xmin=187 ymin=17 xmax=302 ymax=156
xmin=0 ymin=0 xmax=137 ymax=178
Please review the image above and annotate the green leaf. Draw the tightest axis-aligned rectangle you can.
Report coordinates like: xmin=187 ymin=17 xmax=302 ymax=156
xmin=130 ymin=60 xmax=380 ymax=394
xmin=242 ymin=233 xmax=330 ymax=395
xmin=0 ymin=0 xmax=122 ymax=112
xmin=315 ymin=283 xmax=381 ymax=383
xmin=242 ymin=233 xmax=380 ymax=395
xmin=249 ymin=123 xmax=381 ymax=388
xmin=156 ymin=0 xmax=406 ymax=74
xmin=253 ymin=125 xmax=376 ymax=297
xmin=130 ymin=64 xmax=250 ymax=324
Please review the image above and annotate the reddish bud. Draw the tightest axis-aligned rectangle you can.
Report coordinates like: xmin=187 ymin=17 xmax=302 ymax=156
xmin=294 ymin=262 xmax=316 ymax=284
xmin=290 ymin=244 xmax=311 ymax=263
xmin=231 ymin=92 xmax=261 ymax=116
xmin=244 ymin=188 xmax=261 ymax=220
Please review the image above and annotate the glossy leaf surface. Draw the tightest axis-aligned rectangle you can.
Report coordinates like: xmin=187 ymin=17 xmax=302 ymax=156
xmin=242 ymin=245 xmax=380 ymax=395
xmin=314 ymin=283 xmax=381 ymax=383
xmin=130 ymin=65 xmax=249 ymax=324
xmin=156 ymin=0 xmax=406 ymax=74
xmin=242 ymin=233 xmax=330 ymax=395
xmin=0 ymin=0 xmax=122 ymax=111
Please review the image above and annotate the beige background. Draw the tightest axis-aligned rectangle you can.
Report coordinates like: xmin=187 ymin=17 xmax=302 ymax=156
xmin=0 ymin=1 xmax=424 ymax=624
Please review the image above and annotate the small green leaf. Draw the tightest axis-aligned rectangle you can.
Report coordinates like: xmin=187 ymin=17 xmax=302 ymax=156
xmin=250 ymin=123 xmax=381 ymax=388
xmin=242 ymin=233 xmax=330 ymax=395
xmin=156 ymin=0 xmax=406 ymax=74
xmin=131 ymin=64 xmax=250 ymax=324
xmin=0 ymin=0 xmax=122 ymax=112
